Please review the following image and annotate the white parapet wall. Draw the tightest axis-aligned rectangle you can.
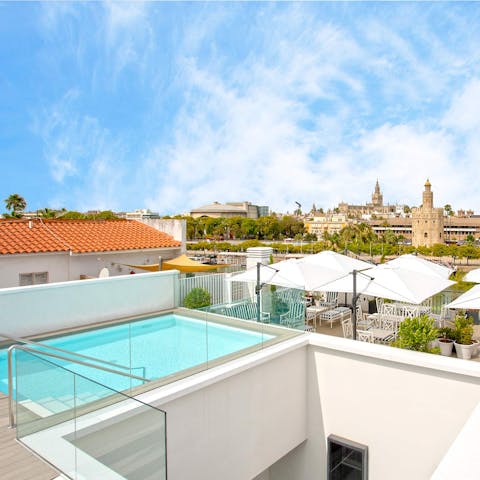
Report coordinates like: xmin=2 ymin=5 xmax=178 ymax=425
xmin=0 ymin=270 xmax=180 ymax=338
xmin=268 ymin=334 xmax=480 ymax=480
xmin=140 ymin=336 xmax=308 ymax=480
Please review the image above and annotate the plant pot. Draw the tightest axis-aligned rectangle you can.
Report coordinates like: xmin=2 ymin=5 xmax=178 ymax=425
xmin=438 ymin=338 xmax=454 ymax=357
xmin=454 ymin=341 xmax=475 ymax=360
xmin=472 ymin=339 xmax=480 ymax=358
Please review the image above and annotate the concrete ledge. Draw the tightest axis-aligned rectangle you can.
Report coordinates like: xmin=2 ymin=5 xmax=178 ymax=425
xmin=309 ymin=332 xmax=480 ymax=379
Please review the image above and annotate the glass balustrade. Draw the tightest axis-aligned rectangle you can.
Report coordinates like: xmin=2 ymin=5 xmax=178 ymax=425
xmin=15 ymin=348 xmax=166 ymax=480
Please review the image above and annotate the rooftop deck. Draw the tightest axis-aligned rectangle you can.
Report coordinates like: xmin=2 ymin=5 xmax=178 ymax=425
xmin=0 ymin=393 xmax=58 ymax=480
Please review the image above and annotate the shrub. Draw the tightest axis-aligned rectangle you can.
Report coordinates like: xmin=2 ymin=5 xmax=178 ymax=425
xmin=437 ymin=326 xmax=456 ymax=341
xmin=392 ymin=315 xmax=439 ymax=353
xmin=183 ymin=287 xmax=211 ymax=309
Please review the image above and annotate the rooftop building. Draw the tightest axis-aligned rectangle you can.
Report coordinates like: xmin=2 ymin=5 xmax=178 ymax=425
xmin=190 ymin=201 xmax=269 ymax=219
xmin=0 ymin=219 xmax=182 ymax=287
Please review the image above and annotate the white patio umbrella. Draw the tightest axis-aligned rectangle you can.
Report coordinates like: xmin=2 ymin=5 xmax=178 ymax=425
xmin=318 ymin=264 xmax=455 ymax=304
xmin=227 ymin=258 xmax=305 ymax=289
xmin=228 ymin=251 xmax=373 ymax=291
xmin=297 ymin=251 xmax=373 ymax=291
xmin=385 ymin=254 xmax=454 ymax=280
xmin=445 ymin=284 xmax=480 ymax=309
xmin=463 ymin=268 xmax=480 ymax=283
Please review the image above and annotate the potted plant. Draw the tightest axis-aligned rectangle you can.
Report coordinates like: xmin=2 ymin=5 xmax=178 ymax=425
xmin=437 ymin=327 xmax=455 ymax=357
xmin=392 ymin=315 xmax=440 ymax=354
xmin=453 ymin=313 xmax=475 ymax=360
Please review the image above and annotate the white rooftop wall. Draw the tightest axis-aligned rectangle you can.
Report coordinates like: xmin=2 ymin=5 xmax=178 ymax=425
xmin=0 ymin=271 xmax=179 ymax=338
xmin=269 ymin=335 xmax=480 ymax=480
xmin=142 ymin=338 xmax=308 ymax=480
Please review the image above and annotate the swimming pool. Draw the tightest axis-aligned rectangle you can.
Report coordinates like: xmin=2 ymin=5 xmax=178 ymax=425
xmin=0 ymin=313 xmax=274 ymax=400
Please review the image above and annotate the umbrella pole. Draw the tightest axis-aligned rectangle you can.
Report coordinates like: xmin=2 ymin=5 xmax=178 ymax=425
xmin=352 ymin=269 xmax=357 ymax=340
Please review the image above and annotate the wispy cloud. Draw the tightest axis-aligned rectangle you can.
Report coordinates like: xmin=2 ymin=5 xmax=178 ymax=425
xmin=12 ymin=3 xmax=480 ymax=213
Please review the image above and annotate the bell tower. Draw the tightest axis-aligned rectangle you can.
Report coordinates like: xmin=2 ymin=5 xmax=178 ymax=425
xmin=371 ymin=179 xmax=383 ymax=207
xmin=412 ymin=180 xmax=444 ymax=247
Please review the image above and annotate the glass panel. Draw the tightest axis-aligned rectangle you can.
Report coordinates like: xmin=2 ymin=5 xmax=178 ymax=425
xmin=72 ymin=374 xmax=166 ymax=480
xmin=15 ymin=349 xmax=166 ymax=480
xmin=15 ymin=349 xmax=77 ymax=477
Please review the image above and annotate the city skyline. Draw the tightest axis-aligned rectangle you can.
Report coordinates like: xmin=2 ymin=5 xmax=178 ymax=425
xmin=2 ymin=3 xmax=480 ymax=214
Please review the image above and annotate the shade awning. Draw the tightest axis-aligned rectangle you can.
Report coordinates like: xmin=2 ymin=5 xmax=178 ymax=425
xmin=126 ymin=254 xmax=229 ymax=273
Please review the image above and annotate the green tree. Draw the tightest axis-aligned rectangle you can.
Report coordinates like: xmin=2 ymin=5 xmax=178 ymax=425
xmin=38 ymin=208 xmax=57 ymax=218
xmin=240 ymin=218 xmax=257 ymax=239
xmin=444 ymin=204 xmax=454 ymax=216
xmin=4 ymin=193 xmax=26 ymax=217
xmin=279 ymin=215 xmax=304 ymax=238
xmin=60 ymin=211 xmax=87 ymax=219
xmin=256 ymin=215 xmax=280 ymax=240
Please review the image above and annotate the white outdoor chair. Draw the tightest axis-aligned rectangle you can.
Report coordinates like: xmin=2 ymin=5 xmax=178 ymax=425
xmin=399 ymin=304 xmax=419 ymax=318
xmin=341 ymin=318 xmax=353 ymax=339
xmin=375 ymin=297 xmax=384 ymax=313
xmin=381 ymin=303 xmax=396 ymax=316
xmin=380 ymin=316 xmax=399 ymax=340
xmin=356 ymin=305 xmax=373 ymax=330
xmin=317 ymin=291 xmax=338 ymax=308
xmin=357 ymin=329 xmax=374 ymax=343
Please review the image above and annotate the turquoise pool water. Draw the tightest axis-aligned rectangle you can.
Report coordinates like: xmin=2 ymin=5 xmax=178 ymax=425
xmin=0 ymin=313 xmax=273 ymax=399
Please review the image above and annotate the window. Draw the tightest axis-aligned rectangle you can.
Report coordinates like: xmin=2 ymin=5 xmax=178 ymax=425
xmin=19 ymin=272 xmax=48 ymax=286
xmin=328 ymin=435 xmax=368 ymax=480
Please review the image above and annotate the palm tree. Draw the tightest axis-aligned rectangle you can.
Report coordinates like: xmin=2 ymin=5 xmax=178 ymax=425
xmin=4 ymin=194 xmax=26 ymax=218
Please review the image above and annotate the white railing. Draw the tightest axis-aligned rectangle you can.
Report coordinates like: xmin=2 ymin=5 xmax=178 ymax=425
xmin=179 ymin=273 xmax=232 ymax=305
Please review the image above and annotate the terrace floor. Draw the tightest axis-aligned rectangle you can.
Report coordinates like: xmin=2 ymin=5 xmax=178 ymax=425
xmin=0 ymin=393 xmax=59 ymax=480
xmin=313 ymin=318 xmax=480 ymax=362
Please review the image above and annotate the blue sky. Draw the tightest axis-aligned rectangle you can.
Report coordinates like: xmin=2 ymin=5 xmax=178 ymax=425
xmin=2 ymin=2 xmax=480 ymax=215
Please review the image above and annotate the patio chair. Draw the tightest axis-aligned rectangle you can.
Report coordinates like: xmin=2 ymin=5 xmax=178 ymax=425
xmin=357 ymin=329 xmax=374 ymax=343
xmin=355 ymin=305 xmax=373 ymax=330
xmin=317 ymin=291 xmax=338 ymax=309
xmin=280 ymin=302 xmax=306 ymax=329
xmin=399 ymin=304 xmax=419 ymax=318
xmin=341 ymin=318 xmax=353 ymax=339
xmin=381 ymin=303 xmax=396 ymax=316
xmin=380 ymin=317 xmax=399 ymax=340
xmin=375 ymin=297 xmax=384 ymax=313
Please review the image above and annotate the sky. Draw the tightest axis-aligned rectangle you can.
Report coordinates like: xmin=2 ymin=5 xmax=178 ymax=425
xmin=2 ymin=2 xmax=480 ymax=216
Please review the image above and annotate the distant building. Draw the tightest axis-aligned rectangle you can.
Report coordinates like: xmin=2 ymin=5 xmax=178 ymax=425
xmin=190 ymin=201 xmax=269 ymax=219
xmin=122 ymin=209 xmax=160 ymax=220
xmin=411 ymin=180 xmax=444 ymax=247
xmin=305 ymin=214 xmax=351 ymax=239
xmin=337 ymin=180 xmax=403 ymax=218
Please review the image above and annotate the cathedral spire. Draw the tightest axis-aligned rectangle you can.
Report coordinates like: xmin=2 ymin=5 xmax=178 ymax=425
xmin=372 ymin=179 xmax=383 ymax=207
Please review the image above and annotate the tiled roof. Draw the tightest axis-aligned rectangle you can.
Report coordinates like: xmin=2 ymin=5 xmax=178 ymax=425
xmin=0 ymin=219 xmax=181 ymax=255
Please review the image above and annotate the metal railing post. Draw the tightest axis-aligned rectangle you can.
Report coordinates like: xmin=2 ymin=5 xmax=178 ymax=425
xmin=7 ymin=345 xmax=15 ymax=428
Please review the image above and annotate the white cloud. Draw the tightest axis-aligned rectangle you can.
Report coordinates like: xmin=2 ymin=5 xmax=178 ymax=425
xmin=442 ymin=78 xmax=480 ymax=133
xmin=33 ymin=90 xmax=127 ymax=210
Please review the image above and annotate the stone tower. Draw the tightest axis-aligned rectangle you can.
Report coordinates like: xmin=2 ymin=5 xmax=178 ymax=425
xmin=412 ymin=179 xmax=444 ymax=247
xmin=371 ymin=180 xmax=383 ymax=207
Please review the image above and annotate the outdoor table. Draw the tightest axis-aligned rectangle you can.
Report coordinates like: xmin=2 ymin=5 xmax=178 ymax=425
xmin=319 ymin=307 xmax=350 ymax=328
xmin=306 ymin=306 xmax=329 ymax=329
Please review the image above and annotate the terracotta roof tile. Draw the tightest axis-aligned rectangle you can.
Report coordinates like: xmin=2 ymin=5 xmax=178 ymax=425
xmin=0 ymin=219 xmax=181 ymax=255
